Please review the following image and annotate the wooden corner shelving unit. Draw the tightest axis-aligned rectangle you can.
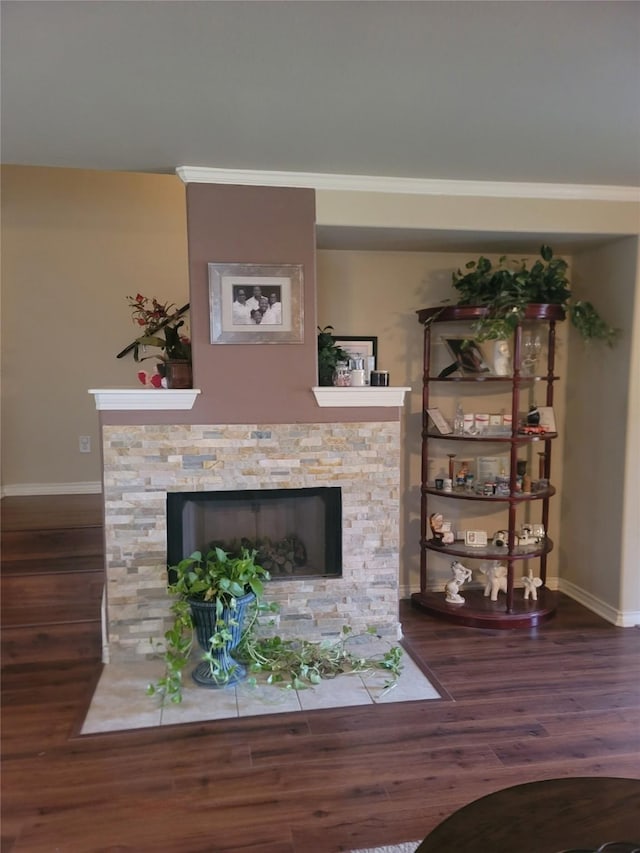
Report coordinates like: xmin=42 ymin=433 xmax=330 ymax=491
xmin=411 ymin=304 xmax=565 ymax=629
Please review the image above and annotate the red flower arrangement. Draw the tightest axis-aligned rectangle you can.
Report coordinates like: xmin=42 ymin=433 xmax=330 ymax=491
xmin=127 ymin=293 xmax=191 ymax=364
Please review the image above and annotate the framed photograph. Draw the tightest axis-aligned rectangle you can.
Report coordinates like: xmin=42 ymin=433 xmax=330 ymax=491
xmin=465 ymin=530 xmax=488 ymax=547
xmin=208 ymin=263 xmax=304 ymax=344
xmin=445 ymin=338 xmax=491 ymax=375
xmin=477 ymin=456 xmax=507 ymax=483
xmin=332 ymin=336 xmax=377 ymax=367
xmin=332 ymin=335 xmax=377 ymax=383
xmin=427 ymin=407 xmax=453 ymax=435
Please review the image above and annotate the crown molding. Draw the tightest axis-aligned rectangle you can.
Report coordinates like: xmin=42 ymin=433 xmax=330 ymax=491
xmin=176 ymin=166 xmax=639 ymax=203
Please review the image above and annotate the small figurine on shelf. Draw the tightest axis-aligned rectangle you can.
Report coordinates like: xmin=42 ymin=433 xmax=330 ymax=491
xmin=493 ymin=530 xmax=510 ymax=548
xmin=456 ymin=461 xmax=469 ymax=490
xmin=518 ymin=524 xmax=543 ymax=546
xmin=444 ymin=561 xmax=473 ymax=604
xmin=522 ymin=573 xmax=543 ymax=601
xmin=430 ymin=513 xmax=455 ymax=545
xmin=479 ymin=562 xmax=508 ymax=601
xmin=493 ymin=339 xmax=512 ymax=376
xmin=527 ymin=406 xmax=540 ymax=426
xmin=429 ymin=512 xmax=444 ymax=545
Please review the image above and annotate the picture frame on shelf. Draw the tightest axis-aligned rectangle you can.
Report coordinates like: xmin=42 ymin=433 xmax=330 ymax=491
xmin=465 ymin=530 xmax=488 ymax=547
xmin=332 ymin=335 xmax=377 ymax=381
xmin=208 ymin=262 xmax=304 ymax=344
xmin=444 ymin=338 xmax=491 ymax=376
xmin=427 ymin=408 xmax=453 ymax=435
xmin=477 ymin=456 xmax=507 ymax=483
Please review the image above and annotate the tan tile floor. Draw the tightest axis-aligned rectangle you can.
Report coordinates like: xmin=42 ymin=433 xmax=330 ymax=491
xmin=81 ymin=643 xmax=441 ymax=734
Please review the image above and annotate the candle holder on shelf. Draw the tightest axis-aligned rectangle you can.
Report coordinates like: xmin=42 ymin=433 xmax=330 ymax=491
xmin=447 ymin=454 xmax=456 ymax=481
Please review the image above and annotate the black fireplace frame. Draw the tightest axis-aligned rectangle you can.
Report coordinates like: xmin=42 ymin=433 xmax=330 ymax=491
xmin=166 ymin=486 xmax=343 ymax=580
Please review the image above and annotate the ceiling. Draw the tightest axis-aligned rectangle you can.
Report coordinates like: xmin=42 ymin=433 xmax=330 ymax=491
xmin=2 ymin=1 xmax=639 ymax=189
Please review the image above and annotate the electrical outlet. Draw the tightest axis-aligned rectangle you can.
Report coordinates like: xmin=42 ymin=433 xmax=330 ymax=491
xmin=79 ymin=435 xmax=91 ymax=453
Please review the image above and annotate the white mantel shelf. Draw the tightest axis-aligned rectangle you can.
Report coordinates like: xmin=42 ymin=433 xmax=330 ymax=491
xmin=312 ymin=386 xmax=411 ymax=407
xmin=89 ymin=387 xmax=409 ymax=411
xmin=89 ymin=389 xmax=201 ymax=411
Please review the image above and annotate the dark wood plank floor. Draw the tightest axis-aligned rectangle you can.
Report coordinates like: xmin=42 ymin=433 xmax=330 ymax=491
xmin=1 ymin=495 xmax=639 ymax=853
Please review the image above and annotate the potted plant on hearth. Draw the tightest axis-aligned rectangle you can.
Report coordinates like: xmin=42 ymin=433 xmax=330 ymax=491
xmin=147 ymin=545 xmax=405 ymax=705
xmin=125 ymin=293 xmax=192 ymax=388
xmin=147 ymin=547 xmax=271 ymax=702
xmin=450 ymin=245 xmax=618 ymax=345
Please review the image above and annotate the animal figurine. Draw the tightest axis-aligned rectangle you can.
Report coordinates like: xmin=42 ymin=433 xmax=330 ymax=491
xmin=522 ymin=574 xmax=543 ymax=601
xmin=493 ymin=526 xmax=542 ymax=548
xmin=444 ymin=560 xmax=473 ymax=604
xmin=479 ymin=562 xmax=508 ymax=601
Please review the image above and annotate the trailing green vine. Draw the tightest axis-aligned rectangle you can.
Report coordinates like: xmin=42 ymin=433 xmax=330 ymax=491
xmin=147 ymin=597 xmax=194 ymax=703
xmin=238 ymin=622 xmax=404 ymax=693
xmin=147 ymin=573 xmax=404 ymax=705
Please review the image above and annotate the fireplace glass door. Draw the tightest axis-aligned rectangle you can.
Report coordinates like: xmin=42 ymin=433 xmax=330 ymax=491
xmin=167 ymin=487 xmax=342 ymax=580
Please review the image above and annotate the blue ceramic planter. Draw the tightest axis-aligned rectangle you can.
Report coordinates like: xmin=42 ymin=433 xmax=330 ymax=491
xmin=189 ymin=591 xmax=255 ymax=688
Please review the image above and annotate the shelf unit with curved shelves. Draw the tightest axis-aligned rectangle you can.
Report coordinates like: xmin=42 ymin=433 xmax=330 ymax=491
xmin=411 ymin=303 xmax=564 ymax=628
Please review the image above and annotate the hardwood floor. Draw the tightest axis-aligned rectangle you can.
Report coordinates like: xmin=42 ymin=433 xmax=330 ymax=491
xmin=1 ymin=495 xmax=639 ymax=853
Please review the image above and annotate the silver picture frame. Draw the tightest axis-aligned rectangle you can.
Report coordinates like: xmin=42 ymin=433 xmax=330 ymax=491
xmin=209 ymin=262 xmax=304 ymax=344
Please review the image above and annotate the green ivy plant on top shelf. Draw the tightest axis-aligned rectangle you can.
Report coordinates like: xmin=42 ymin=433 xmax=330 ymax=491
xmin=451 ymin=245 xmax=618 ymax=345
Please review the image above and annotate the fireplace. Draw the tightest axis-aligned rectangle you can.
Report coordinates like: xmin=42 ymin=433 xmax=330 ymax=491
xmin=167 ymin=487 xmax=342 ymax=579
xmin=100 ymin=421 xmax=402 ymax=662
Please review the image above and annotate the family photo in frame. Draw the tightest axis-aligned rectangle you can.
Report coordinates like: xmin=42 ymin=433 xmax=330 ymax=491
xmin=208 ymin=262 xmax=304 ymax=344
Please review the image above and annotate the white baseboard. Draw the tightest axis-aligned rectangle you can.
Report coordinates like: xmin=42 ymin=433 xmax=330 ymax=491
xmin=1 ymin=481 xmax=102 ymax=497
xmin=558 ymin=577 xmax=640 ymax=628
xmin=401 ymin=576 xmax=638 ymax=628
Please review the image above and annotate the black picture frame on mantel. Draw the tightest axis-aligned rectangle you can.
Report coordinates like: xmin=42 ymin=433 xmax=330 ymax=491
xmin=331 ymin=335 xmax=378 ymax=367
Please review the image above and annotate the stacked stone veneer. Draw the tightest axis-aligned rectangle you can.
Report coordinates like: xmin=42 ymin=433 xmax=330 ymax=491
xmin=102 ymin=422 xmax=402 ymax=662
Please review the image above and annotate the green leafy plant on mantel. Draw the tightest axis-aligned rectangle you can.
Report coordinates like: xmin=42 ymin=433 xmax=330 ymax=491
xmin=317 ymin=325 xmax=350 ymax=386
xmin=147 ymin=547 xmax=403 ymax=705
xmin=451 ymin=245 xmax=619 ymax=345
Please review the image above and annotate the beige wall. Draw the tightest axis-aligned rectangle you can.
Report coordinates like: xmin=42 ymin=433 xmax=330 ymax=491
xmin=2 ymin=165 xmax=638 ymax=621
xmin=1 ymin=166 xmax=189 ymax=490
xmin=563 ymin=238 xmax=639 ymax=617
xmin=316 ymin=188 xmax=640 ymax=235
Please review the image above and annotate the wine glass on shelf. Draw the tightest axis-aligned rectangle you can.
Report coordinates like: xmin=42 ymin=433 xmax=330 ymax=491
xmin=522 ymin=335 xmax=542 ymax=376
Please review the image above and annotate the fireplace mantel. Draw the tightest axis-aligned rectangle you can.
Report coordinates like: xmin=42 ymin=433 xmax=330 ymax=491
xmin=312 ymin=387 xmax=411 ymax=407
xmin=89 ymin=387 xmax=410 ymax=411
xmin=89 ymin=388 xmax=201 ymax=410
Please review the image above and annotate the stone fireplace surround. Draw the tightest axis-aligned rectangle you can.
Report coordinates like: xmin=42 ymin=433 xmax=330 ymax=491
xmin=102 ymin=419 xmax=403 ymax=662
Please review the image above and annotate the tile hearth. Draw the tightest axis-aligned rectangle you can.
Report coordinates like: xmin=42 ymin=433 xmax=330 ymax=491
xmin=80 ymin=643 xmax=441 ymax=735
